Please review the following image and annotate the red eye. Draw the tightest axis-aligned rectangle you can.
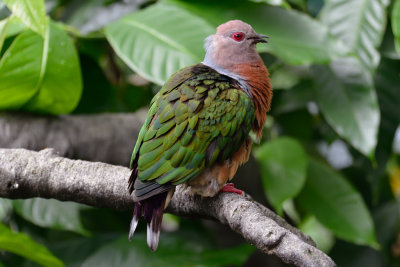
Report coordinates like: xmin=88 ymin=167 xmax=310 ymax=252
xmin=230 ymin=32 xmax=245 ymax=42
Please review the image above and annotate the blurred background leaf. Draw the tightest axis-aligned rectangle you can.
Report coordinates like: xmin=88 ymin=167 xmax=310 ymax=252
xmin=374 ymin=57 xmax=400 ymax=168
xmin=299 ymin=215 xmax=335 ymax=253
xmin=311 ymin=57 xmax=380 ymax=156
xmin=320 ymin=0 xmax=389 ymax=71
xmin=13 ymin=198 xmax=90 ymax=236
xmin=0 ymin=22 xmax=82 ymax=114
xmin=254 ymin=137 xmax=307 ymax=214
xmin=0 ymin=223 xmax=64 ymax=267
xmin=0 ymin=28 xmax=46 ymax=108
xmin=24 ymin=22 xmax=82 ymax=114
xmin=297 ymin=159 xmax=379 ymax=248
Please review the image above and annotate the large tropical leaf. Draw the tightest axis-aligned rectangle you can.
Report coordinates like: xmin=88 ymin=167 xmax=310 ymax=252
xmin=13 ymin=198 xmax=90 ymax=236
xmin=0 ymin=28 xmax=42 ymax=107
xmin=297 ymin=159 xmax=379 ymax=248
xmin=254 ymin=137 xmax=307 ymax=214
xmin=312 ymin=57 xmax=380 ymax=156
xmin=0 ymin=223 xmax=64 ymax=267
xmin=0 ymin=22 xmax=82 ymax=114
xmin=105 ymin=2 xmax=213 ymax=85
xmin=168 ymin=0 xmax=346 ymax=65
xmin=3 ymin=0 xmax=47 ymax=36
xmin=320 ymin=0 xmax=389 ymax=71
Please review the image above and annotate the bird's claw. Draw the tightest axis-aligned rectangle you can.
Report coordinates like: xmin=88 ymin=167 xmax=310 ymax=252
xmin=220 ymin=183 xmax=243 ymax=195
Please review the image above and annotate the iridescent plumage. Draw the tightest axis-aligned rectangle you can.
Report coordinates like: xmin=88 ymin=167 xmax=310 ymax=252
xmin=128 ymin=20 xmax=272 ymax=251
xmin=129 ymin=64 xmax=254 ymax=197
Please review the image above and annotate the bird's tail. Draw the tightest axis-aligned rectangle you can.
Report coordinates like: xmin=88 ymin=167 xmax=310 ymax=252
xmin=129 ymin=191 xmax=168 ymax=251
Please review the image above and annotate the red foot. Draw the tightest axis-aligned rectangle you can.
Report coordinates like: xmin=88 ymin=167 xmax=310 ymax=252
xmin=220 ymin=183 xmax=243 ymax=195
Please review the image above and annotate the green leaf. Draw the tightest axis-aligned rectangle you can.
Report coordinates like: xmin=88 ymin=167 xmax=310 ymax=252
xmin=320 ymin=0 xmax=389 ymax=70
xmin=167 ymin=0 xmax=346 ymax=65
xmin=0 ymin=29 xmax=41 ymax=108
xmin=105 ymin=2 xmax=213 ymax=85
xmin=312 ymin=57 xmax=380 ymax=156
xmin=82 ymin=233 xmax=254 ymax=267
xmin=312 ymin=0 xmax=387 ymax=156
xmin=0 ymin=222 xmax=64 ymax=267
xmin=374 ymin=57 xmax=400 ymax=167
xmin=299 ymin=215 xmax=335 ymax=253
xmin=393 ymin=0 xmax=400 ymax=56
xmin=373 ymin=200 xmax=400 ymax=250
xmin=254 ymin=137 xmax=307 ymax=213
xmin=3 ymin=0 xmax=47 ymax=36
xmin=0 ymin=17 xmax=25 ymax=41
xmin=13 ymin=198 xmax=90 ymax=236
xmin=25 ymin=23 xmax=82 ymax=114
xmin=297 ymin=158 xmax=379 ymax=248
xmin=0 ymin=22 xmax=82 ymax=114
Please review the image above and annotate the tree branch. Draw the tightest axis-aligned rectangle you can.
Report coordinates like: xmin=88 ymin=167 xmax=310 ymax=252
xmin=0 ymin=111 xmax=147 ymax=166
xmin=0 ymin=148 xmax=335 ymax=267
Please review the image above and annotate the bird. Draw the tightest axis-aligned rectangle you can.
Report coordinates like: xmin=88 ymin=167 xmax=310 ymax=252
xmin=128 ymin=20 xmax=272 ymax=251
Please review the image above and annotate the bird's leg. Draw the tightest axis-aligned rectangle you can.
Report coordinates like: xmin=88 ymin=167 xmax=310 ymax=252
xmin=220 ymin=183 xmax=243 ymax=195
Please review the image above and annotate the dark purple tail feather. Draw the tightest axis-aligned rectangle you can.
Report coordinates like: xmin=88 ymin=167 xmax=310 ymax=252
xmin=129 ymin=192 xmax=168 ymax=251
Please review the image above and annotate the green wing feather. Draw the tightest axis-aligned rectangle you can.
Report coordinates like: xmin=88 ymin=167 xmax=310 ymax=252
xmin=130 ymin=64 xmax=255 ymax=192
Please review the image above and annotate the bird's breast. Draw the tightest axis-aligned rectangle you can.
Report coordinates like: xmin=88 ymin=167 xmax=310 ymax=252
xmin=187 ymin=137 xmax=252 ymax=197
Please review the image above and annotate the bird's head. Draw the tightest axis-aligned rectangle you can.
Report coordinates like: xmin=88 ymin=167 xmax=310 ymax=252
xmin=203 ymin=20 xmax=268 ymax=73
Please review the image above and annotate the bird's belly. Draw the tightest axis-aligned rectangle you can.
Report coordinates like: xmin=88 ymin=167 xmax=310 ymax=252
xmin=187 ymin=138 xmax=252 ymax=197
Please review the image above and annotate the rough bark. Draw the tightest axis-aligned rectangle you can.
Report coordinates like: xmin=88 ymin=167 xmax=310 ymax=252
xmin=0 ymin=148 xmax=336 ymax=267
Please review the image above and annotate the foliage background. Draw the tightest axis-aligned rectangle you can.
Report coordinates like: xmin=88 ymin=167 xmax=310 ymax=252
xmin=0 ymin=0 xmax=400 ymax=266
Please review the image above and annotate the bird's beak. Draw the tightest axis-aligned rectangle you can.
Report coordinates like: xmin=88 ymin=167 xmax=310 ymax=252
xmin=249 ymin=34 xmax=269 ymax=44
